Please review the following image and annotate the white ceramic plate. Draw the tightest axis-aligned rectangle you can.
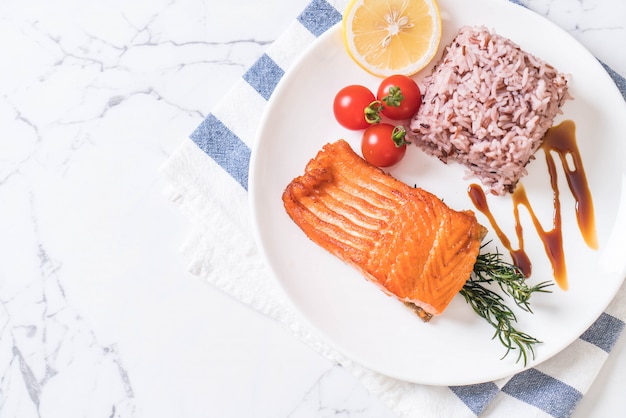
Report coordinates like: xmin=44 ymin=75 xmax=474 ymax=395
xmin=249 ymin=0 xmax=626 ymax=385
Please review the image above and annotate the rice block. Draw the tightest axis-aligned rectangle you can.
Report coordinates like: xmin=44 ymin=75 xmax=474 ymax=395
xmin=409 ymin=26 xmax=571 ymax=195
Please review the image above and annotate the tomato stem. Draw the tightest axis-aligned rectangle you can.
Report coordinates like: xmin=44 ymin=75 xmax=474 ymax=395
xmin=365 ymin=86 xmax=407 ymax=125
xmin=382 ymin=86 xmax=404 ymax=108
xmin=392 ymin=125 xmax=409 ymax=147
xmin=364 ymin=101 xmax=383 ymax=124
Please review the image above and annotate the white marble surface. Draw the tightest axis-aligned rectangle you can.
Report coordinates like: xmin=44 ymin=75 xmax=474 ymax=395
xmin=1 ymin=0 xmax=625 ymax=417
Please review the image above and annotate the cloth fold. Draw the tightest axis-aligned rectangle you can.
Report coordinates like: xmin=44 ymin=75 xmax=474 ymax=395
xmin=161 ymin=0 xmax=626 ymax=416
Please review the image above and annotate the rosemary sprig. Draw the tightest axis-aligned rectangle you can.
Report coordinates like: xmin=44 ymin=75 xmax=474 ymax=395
xmin=460 ymin=249 xmax=553 ymax=366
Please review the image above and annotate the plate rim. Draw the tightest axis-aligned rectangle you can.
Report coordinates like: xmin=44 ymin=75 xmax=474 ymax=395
xmin=249 ymin=0 xmax=626 ymax=386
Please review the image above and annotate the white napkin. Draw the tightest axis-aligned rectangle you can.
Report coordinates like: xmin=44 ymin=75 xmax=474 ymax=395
xmin=161 ymin=0 xmax=626 ymax=416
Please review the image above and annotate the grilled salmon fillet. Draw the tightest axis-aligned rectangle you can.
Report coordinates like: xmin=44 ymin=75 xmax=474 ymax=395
xmin=282 ymin=140 xmax=487 ymax=321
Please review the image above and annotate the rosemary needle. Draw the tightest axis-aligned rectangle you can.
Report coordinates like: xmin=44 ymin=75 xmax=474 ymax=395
xmin=460 ymin=249 xmax=553 ymax=366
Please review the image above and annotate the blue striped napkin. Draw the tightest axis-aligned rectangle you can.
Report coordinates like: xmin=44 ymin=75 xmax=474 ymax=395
xmin=162 ymin=0 xmax=626 ymax=417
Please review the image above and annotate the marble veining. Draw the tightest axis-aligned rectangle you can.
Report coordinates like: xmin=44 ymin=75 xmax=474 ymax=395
xmin=0 ymin=0 xmax=624 ymax=417
xmin=520 ymin=0 xmax=626 ymax=74
xmin=0 ymin=206 xmax=135 ymax=417
xmin=287 ymin=366 xmax=392 ymax=418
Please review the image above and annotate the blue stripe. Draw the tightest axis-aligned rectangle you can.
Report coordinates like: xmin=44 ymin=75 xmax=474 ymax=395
xmin=600 ymin=61 xmax=626 ymax=102
xmin=502 ymin=368 xmax=581 ymax=418
xmin=450 ymin=382 xmax=500 ymax=416
xmin=579 ymin=312 xmax=625 ymax=353
xmin=243 ymin=54 xmax=284 ymax=101
xmin=190 ymin=113 xmax=250 ymax=190
xmin=298 ymin=0 xmax=342 ymax=37
xmin=191 ymin=0 xmax=626 ymax=205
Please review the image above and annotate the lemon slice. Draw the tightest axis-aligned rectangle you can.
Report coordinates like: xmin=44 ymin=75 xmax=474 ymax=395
xmin=342 ymin=0 xmax=442 ymax=77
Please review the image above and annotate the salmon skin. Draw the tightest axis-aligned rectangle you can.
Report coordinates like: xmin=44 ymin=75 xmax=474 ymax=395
xmin=282 ymin=140 xmax=487 ymax=321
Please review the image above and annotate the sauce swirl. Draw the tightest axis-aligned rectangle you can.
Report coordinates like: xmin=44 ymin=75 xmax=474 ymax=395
xmin=543 ymin=120 xmax=597 ymax=249
xmin=467 ymin=120 xmax=596 ymax=290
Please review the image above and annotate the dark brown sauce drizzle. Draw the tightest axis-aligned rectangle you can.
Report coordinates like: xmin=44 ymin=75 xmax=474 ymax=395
xmin=467 ymin=120 xmax=597 ymax=290
xmin=468 ymin=184 xmax=534 ymax=278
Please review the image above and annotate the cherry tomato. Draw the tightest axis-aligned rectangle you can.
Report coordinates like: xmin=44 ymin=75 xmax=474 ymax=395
xmin=333 ymin=85 xmax=376 ymax=130
xmin=376 ymin=75 xmax=422 ymax=120
xmin=361 ymin=123 xmax=408 ymax=167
